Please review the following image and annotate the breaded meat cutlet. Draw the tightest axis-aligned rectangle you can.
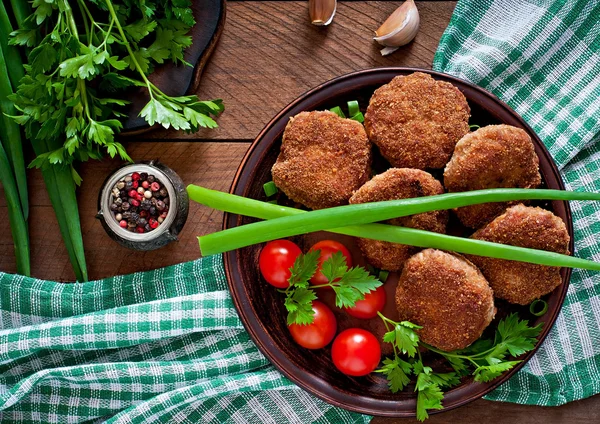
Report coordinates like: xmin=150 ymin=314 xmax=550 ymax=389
xmin=349 ymin=168 xmax=448 ymax=271
xmin=271 ymin=111 xmax=372 ymax=210
xmin=395 ymin=249 xmax=495 ymax=351
xmin=444 ymin=124 xmax=542 ymax=228
xmin=364 ymin=72 xmax=470 ymax=170
xmin=467 ymin=204 xmax=570 ymax=305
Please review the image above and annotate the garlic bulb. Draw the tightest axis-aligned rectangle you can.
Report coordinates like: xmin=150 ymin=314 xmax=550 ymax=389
xmin=309 ymin=0 xmax=337 ymax=26
xmin=374 ymin=0 xmax=420 ymax=56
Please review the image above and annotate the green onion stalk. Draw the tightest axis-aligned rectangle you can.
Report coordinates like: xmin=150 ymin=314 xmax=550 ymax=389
xmin=0 ymin=3 xmax=28 ymax=219
xmin=0 ymin=142 xmax=29 ymax=275
xmin=187 ymin=185 xmax=600 ymax=271
xmin=6 ymin=0 xmax=87 ymax=281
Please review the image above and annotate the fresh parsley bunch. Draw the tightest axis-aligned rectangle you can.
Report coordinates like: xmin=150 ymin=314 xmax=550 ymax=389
xmin=9 ymin=0 xmax=223 ymax=180
xmin=376 ymin=312 xmax=542 ymax=421
xmin=284 ymin=251 xmax=383 ymax=325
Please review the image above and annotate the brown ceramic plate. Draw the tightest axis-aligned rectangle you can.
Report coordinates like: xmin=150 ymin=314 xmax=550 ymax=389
xmin=121 ymin=0 xmax=226 ymax=134
xmin=223 ymin=68 xmax=573 ymax=417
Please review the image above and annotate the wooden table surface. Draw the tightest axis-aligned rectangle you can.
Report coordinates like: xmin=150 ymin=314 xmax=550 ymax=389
xmin=1 ymin=1 xmax=599 ymax=422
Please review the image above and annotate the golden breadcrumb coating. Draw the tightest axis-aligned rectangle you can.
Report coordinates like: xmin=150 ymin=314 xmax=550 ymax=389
xmin=396 ymin=249 xmax=495 ymax=352
xmin=364 ymin=72 xmax=470 ymax=170
xmin=349 ymin=168 xmax=448 ymax=271
xmin=272 ymin=111 xmax=372 ymax=210
xmin=444 ymin=124 xmax=542 ymax=228
xmin=467 ymin=204 xmax=570 ymax=305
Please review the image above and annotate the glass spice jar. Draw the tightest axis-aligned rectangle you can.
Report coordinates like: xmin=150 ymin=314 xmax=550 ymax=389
xmin=96 ymin=160 xmax=189 ymax=250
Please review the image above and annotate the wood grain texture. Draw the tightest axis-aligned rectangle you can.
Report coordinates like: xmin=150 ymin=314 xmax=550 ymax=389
xmin=371 ymin=396 xmax=600 ymax=424
xmin=1 ymin=0 xmax=599 ymax=419
xmin=122 ymin=0 xmax=226 ymax=133
xmin=0 ymin=142 xmax=249 ymax=281
xmin=144 ymin=1 xmax=456 ymax=140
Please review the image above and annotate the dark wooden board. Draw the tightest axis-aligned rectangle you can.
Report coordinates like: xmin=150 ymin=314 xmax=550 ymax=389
xmin=121 ymin=0 xmax=226 ymax=133
xmin=142 ymin=1 xmax=457 ymax=140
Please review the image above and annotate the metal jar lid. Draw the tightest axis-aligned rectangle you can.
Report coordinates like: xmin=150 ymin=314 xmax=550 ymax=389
xmin=97 ymin=160 xmax=189 ymax=251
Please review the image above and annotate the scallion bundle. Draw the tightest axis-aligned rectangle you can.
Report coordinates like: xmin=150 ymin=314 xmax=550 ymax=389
xmin=187 ymin=185 xmax=600 ymax=271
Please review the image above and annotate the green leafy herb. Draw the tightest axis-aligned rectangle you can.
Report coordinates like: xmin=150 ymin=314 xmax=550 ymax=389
xmin=10 ymin=0 xmax=223 ymax=178
xmin=288 ymin=249 xmax=320 ymax=289
xmin=375 ymin=356 xmax=412 ymax=393
xmin=319 ymin=251 xmax=382 ymax=308
xmin=283 ymin=250 xmax=382 ymax=325
xmin=382 ymin=321 xmax=422 ymax=358
xmin=377 ymin=312 xmax=542 ymax=420
xmin=413 ymin=362 xmax=458 ymax=421
xmin=284 ymin=287 xmax=318 ymax=325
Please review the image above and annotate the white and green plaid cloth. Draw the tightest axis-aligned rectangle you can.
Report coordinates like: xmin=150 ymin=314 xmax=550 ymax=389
xmin=1 ymin=0 xmax=600 ymax=422
xmin=433 ymin=0 xmax=600 ymax=405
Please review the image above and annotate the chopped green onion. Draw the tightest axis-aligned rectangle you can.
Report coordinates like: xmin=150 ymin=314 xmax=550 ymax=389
xmin=350 ymin=112 xmax=364 ymax=123
xmin=187 ymin=185 xmax=600 ymax=271
xmin=267 ymin=199 xmax=278 ymax=204
xmin=379 ymin=270 xmax=389 ymax=282
xmin=469 ymin=124 xmax=480 ymax=130
xmin=367 ymin=264 xmax=377 ymax=275
xmin=263 ymin=181 xmax=278 ymax=197
xmin=529 ymin=299 xmax=548 ymax=316
xmin=347 ymin=100 xmax=360 ymax=117
xmin=329 ymin=106 xmax=346 ymax=118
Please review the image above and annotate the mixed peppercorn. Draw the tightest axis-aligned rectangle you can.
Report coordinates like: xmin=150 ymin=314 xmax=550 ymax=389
xmin=110 ymin=172 xmax=170 ymax=233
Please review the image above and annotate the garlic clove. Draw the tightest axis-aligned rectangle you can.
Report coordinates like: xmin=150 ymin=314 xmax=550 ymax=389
xmin=374 ymin=0 xmax=420 ymax=55
xmin=309 ymin=0 xmax=337 ymax=26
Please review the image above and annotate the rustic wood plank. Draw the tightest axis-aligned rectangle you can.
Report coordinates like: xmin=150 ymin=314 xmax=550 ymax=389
xmin=141 ymin=1 xmax=456 ymax=141
xmin=0 ymin=142 xmax=249 ymax=281
xmin=372 ymin=395 xmax=600 ymax=423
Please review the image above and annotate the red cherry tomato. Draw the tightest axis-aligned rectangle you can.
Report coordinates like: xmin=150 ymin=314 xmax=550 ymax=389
xmin=345 ymin=286 xmax=387 ymax=319
xmin=288 ymin=301 xmax=337 ymax=349
xmin=259 ymin=240 xmax=302 ymax=288
xmin=331 ymin=328 xmax=381 ymax=376
xmin=309 ymin=240 xmax=353 ymax=285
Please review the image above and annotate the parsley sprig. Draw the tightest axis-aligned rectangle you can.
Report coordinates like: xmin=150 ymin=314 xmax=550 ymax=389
xmin=284 ymin=251 xmax=382 ymax=325
xmin=376 ymin=312 xmax=542 ymax=421
xmin=9 ymin=0 xmax=223 ymax=178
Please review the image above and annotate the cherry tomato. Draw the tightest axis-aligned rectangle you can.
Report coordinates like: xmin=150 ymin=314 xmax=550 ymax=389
xmin=345 ymin=286 xmax=387 ymax=319
xmin=259 ymin=240 xmax=302 ymax=288
xmin=331 ymin=328 xmax=381 ymax=376
xmin=309 ymin=240 xmax=353 ymax=285
xmin=288 ymin=300 xmax=337 ymax=349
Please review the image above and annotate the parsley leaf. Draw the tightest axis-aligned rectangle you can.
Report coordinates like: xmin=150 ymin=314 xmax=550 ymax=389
xmin=320 ymin=250 xmax=347 ymax=282
xmin=473 ymin=361 xmax=521 ymax=382
xmin=376 ymin=357 xmax=412 ymax=393
xmin=414 ymin=363 xmax=446 ymax=422
xmin=285 ymin=287 xmax=317 ymax=325
xmin=282 ymin=250 xmax=382 ymax=325
xmin=382 ymin=320 xmax=422 ymax=358
xmin=124 ymin=19 xmax=158 ymax=42
xmin=496 ymin=313 xmax=543 ymax=357
xmin=289 ymin=250 xmax=320 ymax=288
xmin=321 ymin=252 xmax=382 ymax=308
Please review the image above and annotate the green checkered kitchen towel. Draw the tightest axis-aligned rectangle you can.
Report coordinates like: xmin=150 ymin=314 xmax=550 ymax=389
xmin=1 ymin=0 xmax=600 ymax=422
xmin=0 ymin=256 xmax=368 ymax=423
xmin=433 ymin=0 xmax=600 ymax=405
